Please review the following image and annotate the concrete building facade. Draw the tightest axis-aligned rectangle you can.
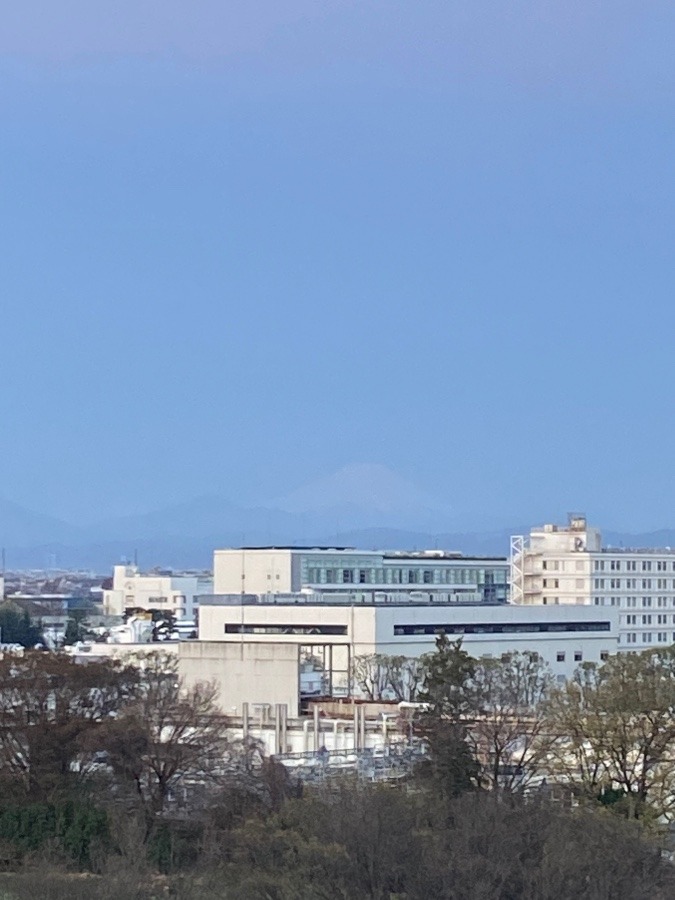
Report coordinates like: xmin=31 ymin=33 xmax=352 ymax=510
xmin=511 ymin=516 xmax=675 ymax=651
xmin=194 ymin=594 xmax=618 ymax=702
xmin=213 ymin=547 xmax=508 ymax=603
xmin=103 ymin=565 xmax=212 ymax=619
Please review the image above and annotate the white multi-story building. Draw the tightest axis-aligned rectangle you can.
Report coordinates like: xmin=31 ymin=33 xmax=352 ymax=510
xmin=103 ymin=565 xmax=212 ymax=619
xmin=511 ymin=516 xmax=675 ymax=651
xmin=214 ymin=547 xmax=508 ymax=604
xmin=196 ymin=593 xmax=617 ymax=686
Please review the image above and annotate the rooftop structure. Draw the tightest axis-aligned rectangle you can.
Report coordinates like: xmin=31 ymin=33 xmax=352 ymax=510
xmin=511 ymin=516 xmax=675 ymax=652
xmin=213 ymin=547 xmax=508 ymax=604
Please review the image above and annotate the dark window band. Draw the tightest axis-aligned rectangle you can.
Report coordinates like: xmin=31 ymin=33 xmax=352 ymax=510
xmin=393 ymin=621 xmax=611 ymax=636
xmin=225 ymin=624 xmax=348 ymax=636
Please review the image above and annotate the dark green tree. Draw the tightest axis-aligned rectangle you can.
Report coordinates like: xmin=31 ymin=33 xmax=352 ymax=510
xmin=0 ymin=604 xmax=43 ymax=647
xmin=415 ymin=633 xmax=481 ymax=797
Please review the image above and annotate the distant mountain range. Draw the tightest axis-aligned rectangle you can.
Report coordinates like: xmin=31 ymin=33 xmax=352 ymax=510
xmin=0 ymin=464 xmax=674 ymax=572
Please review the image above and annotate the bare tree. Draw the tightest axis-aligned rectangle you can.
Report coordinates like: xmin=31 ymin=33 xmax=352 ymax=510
xmin=0 ymin=652 xmax=139 ymax=800
xmin=95 ymin=652 xmax=228 ymax=817
xmin=352 ymin=653 xmax=427 ymax=702
xmin=544 ymin=649 xmax=675 ymax=820
xmin=386 ymin=655 xmax=426 ymax=702
xmin=351 ymin=654 xmax=392 ymax=701
xmin=468 ymin=652 xmax=554 ymax=793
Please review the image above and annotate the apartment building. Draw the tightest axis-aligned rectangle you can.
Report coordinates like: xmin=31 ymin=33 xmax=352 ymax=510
xmin=511 ymin=516 xmax=675 ymax=651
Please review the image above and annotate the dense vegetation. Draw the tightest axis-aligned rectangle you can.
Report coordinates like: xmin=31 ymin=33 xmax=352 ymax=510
xmin=0 ymin=641 xmax=674 ymax=898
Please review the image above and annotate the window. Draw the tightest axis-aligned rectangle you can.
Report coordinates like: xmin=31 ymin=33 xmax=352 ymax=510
xmin=643 ymin=615 xmax=652 ymax=625
xmin=600 ymin=651 xmax=609 ymax=661
xmin=594 ymin=579 xmax=605 ymax=589
xmin=610 ymin=579 xmax=620 ymax=589
xmin=610 ymin=560 xmax=621 ymax=571
xmin=392 ymin=621 xmax=612 ymax=636
xmin=225 ymin=623 xmax=348 ymax=635
xmin=423 ymin=570 xmax=433 ymax=584
xmin=642 ymin=579 xmax=652 ymax=589
xmin=574 ymin=651 xmax=583 ymax=662
xmin=627 ymin=561 xmax=637 ymax=572
xmin=642 ymin=561 xmax=652 ymax=571
xmin=626 ymin=633 xmax=637 ymax=644
xmin=556 ymin=652 xmax=566 ymax=663
xmin=658 ymin=614 xmax=667 ymax=625
xmin=408 ymin=569 xmax=417 ymax=584
xmin=643 ymin=633 xmax=653 ymax=643
xmin=643 ymin=597 xmax=652 ymax=607
xmin=342 ymin=569 xmax=353 ymax=584
xmin=658 ymin=632 xmax=668 ymax=642
xmin=358 ymin=569 xmax=367 ymax=584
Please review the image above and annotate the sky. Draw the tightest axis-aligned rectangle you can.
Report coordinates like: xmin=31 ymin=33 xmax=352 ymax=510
xmin=1 ymin=1 xmax=675 ymax=530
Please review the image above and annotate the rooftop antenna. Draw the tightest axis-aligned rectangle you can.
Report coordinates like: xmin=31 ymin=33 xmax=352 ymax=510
xmin=133 ymin=548 xmax=138 ymax=568
xmin=1 ymin=547 xmax=5 ymax=576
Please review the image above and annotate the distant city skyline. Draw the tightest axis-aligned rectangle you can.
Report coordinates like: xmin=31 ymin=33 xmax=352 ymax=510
xmin=2 ymin=3 xmax=675 ymax=532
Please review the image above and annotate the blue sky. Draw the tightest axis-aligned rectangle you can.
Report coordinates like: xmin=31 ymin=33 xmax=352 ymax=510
xmin=1 ymin=1 xmax=675 ymax=530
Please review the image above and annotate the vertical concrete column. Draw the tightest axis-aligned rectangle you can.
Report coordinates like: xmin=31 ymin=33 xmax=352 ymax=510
xmin=313 ymin=705 xmax=320 ymax=751
xmin=280 ymin=703 xmax=288 ymax=753
xmin=242 ymin=702 xmax=249 ymax=741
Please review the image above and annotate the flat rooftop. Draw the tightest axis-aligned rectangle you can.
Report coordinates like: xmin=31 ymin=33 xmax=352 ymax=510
xmin=220 ymin=547 xmax=507 ymax=561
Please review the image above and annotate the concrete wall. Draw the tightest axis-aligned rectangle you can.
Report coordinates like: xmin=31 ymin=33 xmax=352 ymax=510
xmin=214 ymin=550 xmax=294 ymax=594
xmin=179 ymin=640 xmax=301 ymax=716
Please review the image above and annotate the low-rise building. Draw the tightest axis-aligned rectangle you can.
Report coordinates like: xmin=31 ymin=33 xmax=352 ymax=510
xmin=103 ymin=565 xmax=212 ymax=619
xmin=180 ymin=594 xmax=618 ymax=716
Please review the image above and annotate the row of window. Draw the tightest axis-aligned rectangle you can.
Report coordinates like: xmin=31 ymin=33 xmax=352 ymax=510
xmin=594 ymin=560 xmax=673 ymax=572
xmin=224 ymin=624 xmax=348 ymax=635
xmin=544 ymin=560 xmax=675 ymax=573
xmin=623 ymin=632 xmax=673 ymax=644
xmin=624 ymin=614 xmax=672 ymax=625
xmin=392 ymin=621 xmax=611 ymax=636
xmin=225 ymin=621 xmax=612 ymax=637
xmin=594 ymin=597 xmax=673 ymax=608
xmin=594 ymin=579 xmax=673 ymax=589
xmin=304 ymin=567 xmax=507 ymax=586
